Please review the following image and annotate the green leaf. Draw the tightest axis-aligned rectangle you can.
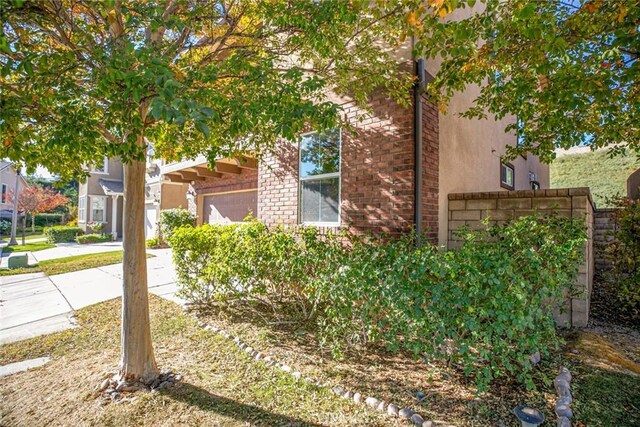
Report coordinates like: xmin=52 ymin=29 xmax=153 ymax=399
xmin=195 ymin=121 xmax=210 ymax=139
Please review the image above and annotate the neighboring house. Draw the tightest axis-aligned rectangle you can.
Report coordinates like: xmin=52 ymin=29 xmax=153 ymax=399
xmin=0 ymin=160 xmax=28 ymax=220
xmin=78 ymin=154 xmax=188 ymax=239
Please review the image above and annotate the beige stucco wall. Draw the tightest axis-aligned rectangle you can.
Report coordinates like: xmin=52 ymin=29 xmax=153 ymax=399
xmin=0 ymin=164 xmax=27 ymax=213
xmin=433 ymin=82 xmax=550 ymax=244
xmin=160 ymin=182 xmax=189 ymax=210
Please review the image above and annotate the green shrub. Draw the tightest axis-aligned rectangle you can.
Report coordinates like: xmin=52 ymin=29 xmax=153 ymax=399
xmin=159 ymin=208 xmax=195 ymax=241
xmin=146 ymin=237 xmax=166 ymax=249
xmin=0 ymin=220 xmax=10 ymax=235
xmin=605 ymin=197 xmax=640 ymax=319
xmin=76 ymin=233 xmax=113 ymax=244
xmin=170 ymin=216 xmax=586 ymax=391
xmin=44 ymin=226 xmax=83 ymax=243
xmin=33 ymin=213 xmax=63 ymax=227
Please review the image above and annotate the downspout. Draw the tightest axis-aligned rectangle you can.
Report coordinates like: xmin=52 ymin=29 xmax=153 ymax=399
xmin=414 ymin=57 xmax=425 ymax=245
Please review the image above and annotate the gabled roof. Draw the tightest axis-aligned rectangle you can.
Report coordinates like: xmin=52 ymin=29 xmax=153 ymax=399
xmin=98 ymin=179 xmax=123 ymax=196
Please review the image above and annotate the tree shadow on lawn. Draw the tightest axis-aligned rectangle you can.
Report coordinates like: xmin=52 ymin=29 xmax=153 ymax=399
xmin=192 ymin=300 xmax=544 ymax=426
xmin=160 ymin=381 xmax=322 ymax=427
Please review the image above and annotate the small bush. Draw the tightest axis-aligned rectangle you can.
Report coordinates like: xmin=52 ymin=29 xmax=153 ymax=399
xmin=159 ymin=208 xmax=195 ymax=241
xmin=87 ymin=222 xmax=105 ymax=233
xmin=146 ymin=237 xmax=166 ymax=249
xmin=34 ymin=213 xmax=63 ymax=227
xmin=76 ymin=233 xmax=113 ymax=244
xmin=170 ymin=216 xmax=586 ymax=391
xmin=44 ymin=226 xmax=83 ymax=243
xmin=605 ymin=196 xmax=640 ymax=319
xmin=0 ymin=220 xmax=10 ymax=235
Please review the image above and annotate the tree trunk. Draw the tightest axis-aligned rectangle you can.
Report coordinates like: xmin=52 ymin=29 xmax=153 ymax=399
xmin=119 ymin=141 xmax=158 ymax=383
xmin=31 ymin=213 xmax=35 ymax=233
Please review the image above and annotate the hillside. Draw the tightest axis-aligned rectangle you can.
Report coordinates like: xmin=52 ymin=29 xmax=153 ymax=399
xmin=550 ymin=150 xmax=639 ymax=208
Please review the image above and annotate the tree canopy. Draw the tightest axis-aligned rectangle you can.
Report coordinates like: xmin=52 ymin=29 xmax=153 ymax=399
xmin=1 ymin=0 xmax=413 ymax=179
xmin=414 ymin=0 xmax=639 ymax=162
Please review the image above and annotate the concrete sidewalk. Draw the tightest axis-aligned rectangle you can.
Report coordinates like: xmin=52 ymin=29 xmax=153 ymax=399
xmin=0 ymin=248 xmax=183 ymax=345
xmin=0 ymin=240 xmax=126 ymax=269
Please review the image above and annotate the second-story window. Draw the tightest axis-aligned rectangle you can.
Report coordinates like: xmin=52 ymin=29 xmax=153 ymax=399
xmin=1 ymin=184 xmax=7 ymax=204
xmin=92 ymin=157 xmax=108 ymax=174
xmin=299 ymin=129 xmax=341 ymax=225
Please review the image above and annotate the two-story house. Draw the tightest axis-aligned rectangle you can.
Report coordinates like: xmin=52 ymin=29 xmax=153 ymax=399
xmin=78 ymin=156 xmax=188 ymax=239
xmin=0 ymin=160 xmax=28 ymax=221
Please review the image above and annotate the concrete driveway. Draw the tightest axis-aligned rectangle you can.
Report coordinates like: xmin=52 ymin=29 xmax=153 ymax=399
xmin=0 ymin=248 xmax=183 ymax=345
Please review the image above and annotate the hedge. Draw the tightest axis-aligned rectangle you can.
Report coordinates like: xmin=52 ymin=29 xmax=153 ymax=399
xmin=76 ymin=233 xmax=113 ymax=244
xmin=44 ymin=226 xmax=83 ymax=243
xmin=33 ymin=213 xmax=64 ymax=227
xmin=170 ymin=217 xmax=586 ymax=391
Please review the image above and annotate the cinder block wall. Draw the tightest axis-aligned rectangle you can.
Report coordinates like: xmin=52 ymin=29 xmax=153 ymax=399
xmin=593 ymin=208 xmax=618 ymax=277
xmin=447 ymin=188 xmax=594 ymax=328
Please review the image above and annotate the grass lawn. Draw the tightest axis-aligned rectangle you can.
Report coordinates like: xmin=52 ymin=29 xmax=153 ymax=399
xmin=2 ymin=297 xmax=637 ymax=426
xmin=0 ymin=297 xmax=387 ymax=426
xmin=551 ymin=150 xmax=639 ymax=207
xmin=1 ymin=241 xmax=55 ymax=254
xmin=0 ymin=251 xmax=155 ymax=277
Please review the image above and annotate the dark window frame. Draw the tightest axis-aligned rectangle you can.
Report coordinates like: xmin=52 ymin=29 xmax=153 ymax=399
xmin=500 ymin=162 xmax=515 ymax=190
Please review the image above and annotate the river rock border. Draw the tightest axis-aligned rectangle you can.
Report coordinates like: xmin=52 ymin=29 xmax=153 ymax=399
xmin=554 ymin=367 xmax=573 ymax=427
xmin=202 ymin=322 xmax=438 ymax=427
xmin=93 ymin=370 xmax=182 ymax=405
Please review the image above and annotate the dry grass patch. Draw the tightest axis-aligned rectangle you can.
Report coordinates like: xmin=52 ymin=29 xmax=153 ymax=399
xmin=0 ymin=296 xmax=387 ymax=427
xmin=194 ymin=301 xmax=640 ymax=427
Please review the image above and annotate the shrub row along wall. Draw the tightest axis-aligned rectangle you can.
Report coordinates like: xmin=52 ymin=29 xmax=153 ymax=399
xmin=447 ymin=188 xmax=594 ymax=327
xmin=593 ymin=208 xmax=618 ymax=277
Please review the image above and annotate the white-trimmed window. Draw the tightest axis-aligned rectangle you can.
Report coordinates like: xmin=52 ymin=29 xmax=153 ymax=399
xmin=90 ymin=196 xmax=107 ymax=223
xmin=1 ymin=184 xmax=7 ymax=204
xmin=299 ymin=129 xmax=341 ymax=224
xmin=91 ymin=157 xmax=108 ymax=174
xmin=78 ymin=196 xmax=86 ymax=222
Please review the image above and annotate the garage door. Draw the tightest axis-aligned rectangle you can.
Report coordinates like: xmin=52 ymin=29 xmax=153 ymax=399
xmin=145 ymin=204 xmax=157 ymax=238
xmin=203 ymin=190 xmax=257 ymax=224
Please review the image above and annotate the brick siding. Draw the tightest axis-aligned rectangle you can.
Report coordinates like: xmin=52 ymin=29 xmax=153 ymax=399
xmin=259 ymin=91 xmax=440 ymax=241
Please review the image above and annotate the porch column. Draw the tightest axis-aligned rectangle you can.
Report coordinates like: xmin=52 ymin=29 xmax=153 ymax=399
xmin=111 ymin=195 xmax=119 ymax=240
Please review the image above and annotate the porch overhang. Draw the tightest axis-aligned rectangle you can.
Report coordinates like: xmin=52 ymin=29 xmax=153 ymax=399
xmin=98 ymin=179 xmax=124 ymax=196
xmin=161 ymin=155 xmax=257 ymax=184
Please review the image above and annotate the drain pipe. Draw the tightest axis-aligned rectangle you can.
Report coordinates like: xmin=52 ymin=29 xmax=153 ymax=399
xmin=414 ymin=57 xmax=425 ymax=245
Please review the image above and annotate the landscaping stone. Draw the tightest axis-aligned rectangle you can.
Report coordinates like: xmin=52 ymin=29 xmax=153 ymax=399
xmin=422 ymin=421 xmax=433 ymax=427
xmin=353 ymin=392 xmax=362 ymax=403
xmin=411 ymin=413 xmax=424 ymax=425
xmin=98 ymin=378 xmax=110 ymax=392
xmin=376 ymin=400 xmax=387 ymax=412
xmin=292 ymin=371 xmax=302 ymax=381
xmin=399 ymin=408 xmax=414 ymax=419
xmin=530 ymin=351 xmax=541 ymax=366
xmin=280 ymin=364 xmax=292 ymax=373
xmin=557 ymin=416 xmax=571 ymax=427
xmin=555 ymin=404 xmax=573 ymax=419
xmin=387 ymin=403 xmax=399 ymax=416
xmin=331 ymin=386 xmax=344 ymax=395
xmin=416 ymin=391 xmax=426 ymax=400
xmin=343 ymin=391 xmax=353 ymax=399
xmin=365 ymin=396 xmax=378 ymax=408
